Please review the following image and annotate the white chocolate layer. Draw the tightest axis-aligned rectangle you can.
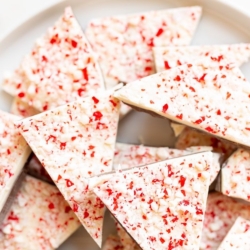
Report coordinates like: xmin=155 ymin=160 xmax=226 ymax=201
xmin=0 ymin=175 xmax=80 ymax=250
xmin=17 ymin=92 xmax=120 ymax=246
xmin=86 ymin=7 xmax=202 ymax=89
xmin=94 ymin=152 xmax=212 ymax=250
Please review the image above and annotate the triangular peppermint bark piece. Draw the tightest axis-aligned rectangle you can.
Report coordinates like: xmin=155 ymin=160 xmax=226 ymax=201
xmin=221 ymin=149 xmax=250 ymax=202
xmin=0 ymin=110 xmax=31 ymax=212
xmin=201 ymin=192 xmax=250 ymax=250
xmin=93 ymin=152 xmax=212 ymax=250
xmin=217 ymin=217 xmax=250 ymax=250
xmin=154 ymin=44 xmax=250 ymax=137
xmin=154 ymin=43 xmax=250 ymax=73
xmin=2 ymin=7 xmax=104 ymax=112
xmin=0 ymin=175 xmax=80 ymax=250
xmin=11 ymin=98 xmax=38 ymax=118
xmin=17 ymin=92 xmax=120 ymax=246
xmin=86 ymin=6 xmax=201 ymax=89
xmin=175 ymin=127 xmax=236 ymax=160
xmin=114 ymin=143 xmax=219 ymax=184
xmin=114 ymin=64 xmax=250 ymax=148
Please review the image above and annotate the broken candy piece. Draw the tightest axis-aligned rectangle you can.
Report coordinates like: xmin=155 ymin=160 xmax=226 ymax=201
xmin=221 ymin=148 xmax=250 ymax=202
xmin=114 ymin=64 xmax=250 ymax=148
xmin=217 ymin=217 xmax=250 ymax=250
xmin=102 ymin=235 xmax=124 ymax=250
xmin=86 ymin=6 xmax=201 ymax=89
xmin=11 ymin=97 xmax=38 ymax=118
xmin=0 ymin=110 xmax=31 ymax=212
xmin=175 ymin=127 xmax=236 ymax=160
xmin=2 ymin=7 xmax=104 ymax=112
xmin=154 ymin=43 xmax=250 ymax=137
xmin=201 ymin=192 xmax=250 ymax=250
xmin=17 ymin=92 xmax=120 ymax=247
xmin=154 ymin=43 xmax=250 ymax=73
xmin=93 ymin=152 xmax=212 ymax=250
xmin=0 ymin=175 xmax=80 ymax=250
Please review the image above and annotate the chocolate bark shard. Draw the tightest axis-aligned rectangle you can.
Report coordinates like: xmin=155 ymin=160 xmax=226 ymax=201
xmin=86 ymin=6 xmax=202 ymax=89
xmin=17 ymin=92 xmax=120 ymax=247
xmin=217 ymin=217 xmax=250 ymax=250
xmin=0 ymin=175 xmax=80 ymax=250
xmin=93 ymin=152 xmax=212 ymax=250
xmin=2 ymin=7 xmax=104 ymax=112
xmin=221 ymin=148 xmax=250 ymax=202
xmin=114 ymin=64 xmax=250 ymax=148
xmin=201 ymin=192 xmax=250 ymax=250
xmin=0 ymin=110 xmax=31 ymax=213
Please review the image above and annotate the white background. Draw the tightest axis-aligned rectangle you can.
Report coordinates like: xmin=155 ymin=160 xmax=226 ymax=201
xmin=0 ymin=0 xmax=250 ymax=42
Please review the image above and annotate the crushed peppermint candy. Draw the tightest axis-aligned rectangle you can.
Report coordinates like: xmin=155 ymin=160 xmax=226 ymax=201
xmin=201 ymin=192 xmax=250 ymax=250
xmin=2 ymin=7 xmax=104 ymax=112
xmin=0 ymin=110 xmax=31 ymax=213
xmin=93 ymin=152 xmax=212 ymax=250
xmin=102 ymin=235 xmax=124 ymax=250
xmin=221 ymin=148 xmax=250 ymax=202
xmin=114 ymin=143 xmax=219 ymax=184
xmin=114 ymin=64 xmax=250 ymax=148
xmin=17 ymin=92 xmax=120 ymax=247
xmin=86 ymin=6 xmax=202 ymax=89
xmin=175 ymin=127 xmax=236 ymax=160
xmin=217 ymin=217 xmax=250 ymax=250
xmin=11 ymin=97 xmax=38 ymax=118
xmin=154 ymin=43 xmax=250 ymax=73
xmin=0 ymin=175 xmax=80 ymax=250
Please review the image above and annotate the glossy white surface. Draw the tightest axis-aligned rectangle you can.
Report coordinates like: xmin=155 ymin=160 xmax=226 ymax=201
xmin=0 ymin=0 xmax=250 ymax=249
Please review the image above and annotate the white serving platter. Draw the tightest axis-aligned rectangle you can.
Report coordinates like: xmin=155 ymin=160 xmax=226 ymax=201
xmin=0 ymin=0 xmax=250 ymax=249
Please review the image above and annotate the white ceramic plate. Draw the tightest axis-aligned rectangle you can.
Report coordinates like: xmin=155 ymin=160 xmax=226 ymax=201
xmin=0 ymin=0 xmax=250 ymax=249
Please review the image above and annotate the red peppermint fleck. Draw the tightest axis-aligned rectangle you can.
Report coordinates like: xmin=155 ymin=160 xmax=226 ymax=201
xmin=156 ymin=28 xmax=164 ymax=37
xmin=142 ymin=215 xmax=147 ymax=220
xmin=48 ymin=202 xmax=55 ymax=209
xmin=176 ymin=114 xmax=183 ymax=120
xmin=60 ymin=142 xmax=67 ymax=150
xmin=177 ymin=60 xmax=182 ymax=66
xmin=71 ymin=136 xmax=77 ymax=141
xmin=205 ymin=126 xmax=215 ymax=133
xmin=245 ymin=128 xmax=250 ymax=131
xmin=93 ymin=111 xmax=103 ymax=121
xmin=65 ymin=206 xmax=71 ymax=213
xmin=90 ymin=151 xmax=95 ymax=158
xmin=148 ymin=236 xmax=156 ymax=242
xmin=217 ymin=109 xmax=221 ymax=115
xmin=78 ymin=88 xmax=85 ymax=97
xmin=179 ymin=176 xmax=186 ymax=187
xmin=189 ymin=86 xmax=195 ymax=92
xmin=160 ymin=237 xmax=165 ymax=244
xmin=71 ymin=40 xmax=78 ymax=48
xmin=18 ymin=92 xmax=25 ymax=98
xmin=196 ymin=207 xmax=203 ymax=215
xmin=43 ymin=104 xmax=48 ymax=111
xmin=164 ymin=61 xmax=171 ymax=70
xmin=88 ymin=145 xmax=95 ymax=150
xmin=147 ymin=38 xmax=154 ymax=47
xmin=226 ymin=92 xmax=231 ymax=99
xmin=82 ymin=68 xmax=89 ymax=81
xmin=84 ymin=210 xmax=89 ymax=219
xmin=42 ymin=56 xmax=48 ymax=62
xmin=109 ymin=99 xmax=118 ymax=107
xmin=7 ymin=149 xmax=11 ymax=155
xmin=92 ymin=96 xmax=99 ymax=104
xmin=211 ymin=55 xmax=224 ymax=62
xmin=181 ymin=190 xmax=186 ymax=196
xmin=8 ymin=211 xmax=19 ymax=221
xmin=4 ymin=169 xmax=13 ymax=178
xmin=73 ymin=203 xmax=78 ymax=212
xmin=65 ymin=179 xmax=74 ymax=187
xmin=181 ymin=233 xmax=186 ymax=238
xmin=174 ymin=75 xmax=181 ymax=81
xmin=145 ymin=66 xmax=152 ymax=71
xmin=162 ymin=104 xmax=169 ymax=113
